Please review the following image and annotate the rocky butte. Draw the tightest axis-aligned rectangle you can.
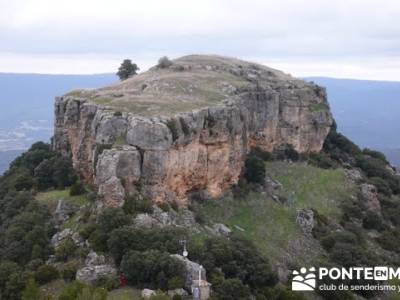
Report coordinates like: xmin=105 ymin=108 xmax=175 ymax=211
xmin=53 ymin=55 xmax=333 ymax=207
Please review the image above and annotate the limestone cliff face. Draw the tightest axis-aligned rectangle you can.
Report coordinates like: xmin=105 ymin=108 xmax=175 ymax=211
xmin=53 ymin=55 xmax=333 ymax=206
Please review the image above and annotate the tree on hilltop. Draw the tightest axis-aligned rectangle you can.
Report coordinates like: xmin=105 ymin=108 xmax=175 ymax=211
xmin=117 ymin=59 xmax=139 ymax=80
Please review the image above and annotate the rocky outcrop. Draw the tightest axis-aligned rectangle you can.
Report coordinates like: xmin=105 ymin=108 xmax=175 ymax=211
xmin=132 ymin=205 xmax=197 ymax=229
xmin=51 ymin=228 xmax=84 ymax=248
xmin=76 ymin=251 xmax=117 ymax=284
xmin=361 ymin=183 xmax=381 ymax=214
xmin=53 ymin=55 xmax=333 ymax=206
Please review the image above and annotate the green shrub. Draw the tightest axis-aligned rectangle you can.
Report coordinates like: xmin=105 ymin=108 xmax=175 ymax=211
xmin=70 ymin=182 xmax=86 ymax=196
xmin=213 ymin=278 xmax=251 ymax=300
xmin=120 ymin=250 xmax=185 ymax=290
xmin=157 ymin=56 xmax=173 ymax=69
xmin=362 ymin=211 xmax=385 ymax=231
xmin=123 ymin=194 xmax=153 ymax=215
xmin=308 ymin=152 xmax=337 ymax=169
xmin=377 ymin=229 xmax=400 ymax=252
xmin=157 ymin=202 xmax=170 ymax=212
xmin=368 ymin=177 xmax=392 ymax=196
xmin=320 ymin=231 xmax=358 ymax=251
xmin=250 ymin=147 xmax=274 ymax=161
xmin=93 ymin=276 xmax=119 ymax=291
xmin=34 ymin=265 xmax=59 ymax=284
xmin=107 ymin=227 xmax=185 ymax=264
xmin=61 ymin=262 xmax=78 ymax=282
xmin=55 ymin=237 xmax=77 ymax=261
xmin=58 ymin=281 xmax=87 ymax=300
xmin=362 ymin=148 xmax=389 ymax=164
xmin=79 ymin=223 xmax=97 ymax=240
xmin=244 ymin=156 xmax=265 ymax=184
xmin=21 ymin=278 xmax=41 ymax=300
xmin=380 ymin=196 xmax=400 ymax=226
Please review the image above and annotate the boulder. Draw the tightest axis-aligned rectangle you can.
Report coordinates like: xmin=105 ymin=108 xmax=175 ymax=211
xmin=141 ymin=289 xmax=156 ymax=299
xmin=212 ymin=223 xmax=231 ymax=236
xmin=296 ymin=209 xmax=314 ymax=236
xmin=51 ymin=228 xmax=84 ymax=248
xmin=132 ymin=205 xmax=197 ymax=229
xmin=76 ymin=251 xmax=117 ymax=284
xmin=361 ymin=183 xmax=381 ymax=214
xmin=168 ymin=288 xmax=188 ymax=298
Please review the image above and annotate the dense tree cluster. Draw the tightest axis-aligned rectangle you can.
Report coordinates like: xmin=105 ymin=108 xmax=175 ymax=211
xmin=0 ymin=142 xmax=77 ymax=196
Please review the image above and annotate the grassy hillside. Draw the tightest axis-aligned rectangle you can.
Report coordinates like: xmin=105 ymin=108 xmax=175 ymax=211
xmin=200 ymin=161 xmax=355 ymax=261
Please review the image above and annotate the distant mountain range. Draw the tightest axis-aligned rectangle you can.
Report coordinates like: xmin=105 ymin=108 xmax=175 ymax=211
xmin=0 ymin=73 xmax=399 ymax=174
xmin=0 ymin=73 xmax=117 ymax=173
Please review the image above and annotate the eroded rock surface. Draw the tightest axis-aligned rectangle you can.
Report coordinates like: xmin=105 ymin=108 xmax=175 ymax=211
xmin=53 ymin=55 xmax=333 ymax=206
xmin=76 ymin=251 xmax=117 ymax=284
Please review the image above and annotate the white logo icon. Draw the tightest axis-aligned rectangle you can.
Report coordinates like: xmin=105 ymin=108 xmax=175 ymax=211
xmin=292 ymin=267 xmax=316 ymax=291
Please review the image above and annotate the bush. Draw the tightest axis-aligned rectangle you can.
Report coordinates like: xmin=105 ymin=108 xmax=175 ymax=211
xmin=107 ymin=227 xmax=185 ymax=264
xmin=362 ymin=211 xmax=385 ymax=231
xmin=157 ymin=56 xmax=173 ymax=69
xmin=70 ymin=182 xmax=86 ymax=196
xmin=58 ymin=281 xmax=87 ymax=300
xmin=93 ymin=276 xmax=119 ymax=291
xmin=244 ymin=156 xmax=265 ymax=184
xmin=213 ymin=279 xmax=251 ymax=300
xmin=21 ymin=278 xmax=41 ymax=300
xmin=34 ymin=265 xmax=59 ymax=284
xmin=55 ymin=237 xmax=77 ymax=261
xmin=123 ymin=194 xmax=153 ymax=215
xmin=368 ymin=177 xmax=392 ymax=196
xmin=157 ymin=202 xmax=170 ymax=212
xmin=308 ymin=152 xmax=337 ymax=169
xmin=356 ymin=154 xmax=400 ymax=194
xmin=250 ymin=147 xmax=273 ymax=161
xmin=190 ymin=236 xmax=277 ymax=289
xmin=61 ymin=262 xmax=78 ymax=282
xmin=377 ymin=229 xmax=400 ymax=252
xmin=79 ymin=223 xmax=97 ymax=240
xmin=363 ymin=148 xmax=389 ymax=164
xmin=120 ymin=250 xmax=185 ymax=290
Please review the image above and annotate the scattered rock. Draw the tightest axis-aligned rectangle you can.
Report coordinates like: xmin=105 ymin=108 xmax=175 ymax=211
xmin=167 ymin=288 xmax=188 ymax=297
xmin=296 ymin=209 xmax=314 ymax=236
xmin=132 ymin=205 xmax=197 ymax=229
xmin=344 ymin=168 xmax=363 ymax=182
xmin=51 ymin=228 xmax=84 ymax=248
xmin=85 ymin=250 xmax=106 ymax=266
xmin=264 ymin=177 xmax=282 ymax=197
xmin=361 ymin=183 xmax=381 ymax=214
xmin=141 ymin=289 xmax=156 ymax=299
xmin=212 ymin=223 xmax=231 ymax=236
xmin=76 ymin=251 xmax=117 ymax=284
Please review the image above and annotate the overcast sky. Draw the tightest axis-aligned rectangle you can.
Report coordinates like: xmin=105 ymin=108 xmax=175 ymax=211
xmin=0 ymin=0 xmax=399 ymax=80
